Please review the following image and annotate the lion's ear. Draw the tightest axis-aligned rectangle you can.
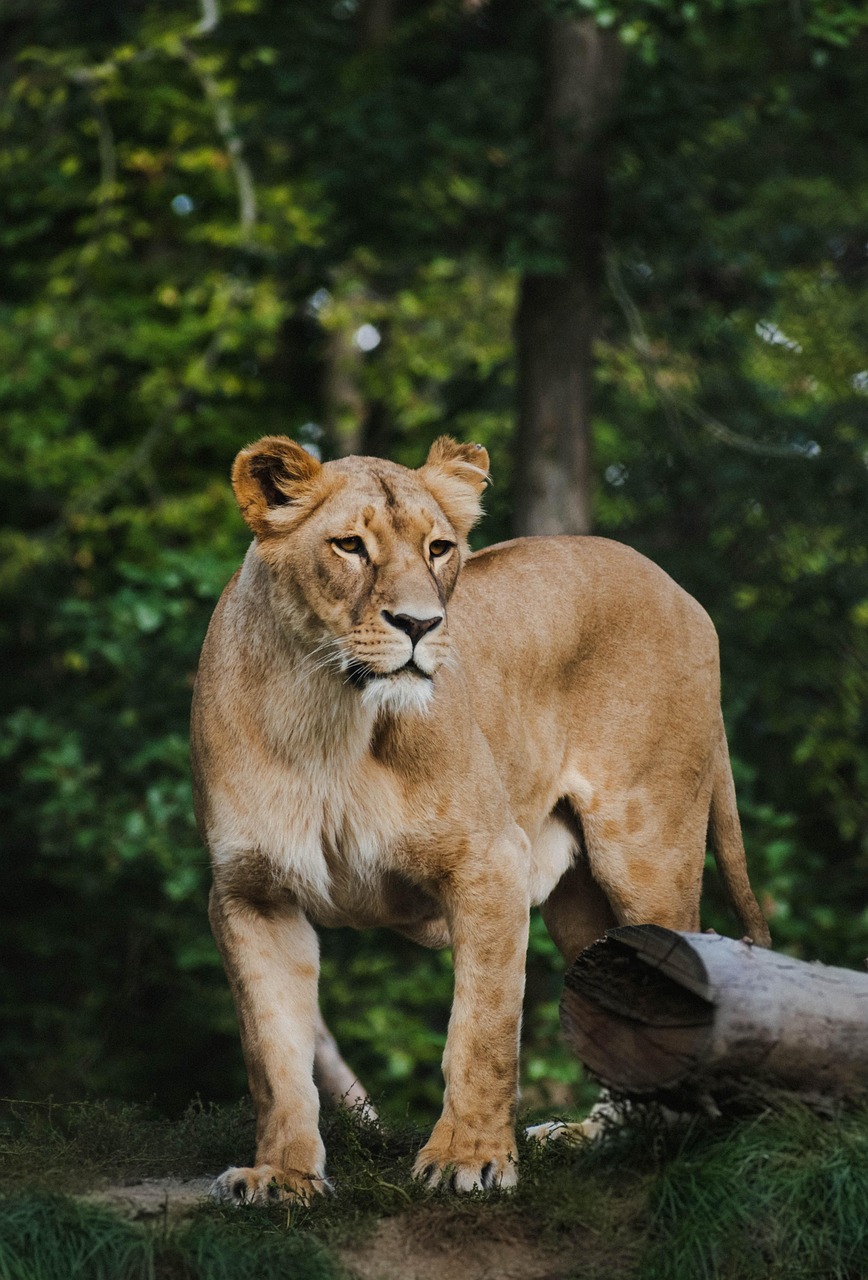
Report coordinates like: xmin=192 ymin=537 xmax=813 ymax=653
xmin=231 ymin=436 xmax=322 ymax=537
xmin=419 ymin=437 xmax=490 ymax=538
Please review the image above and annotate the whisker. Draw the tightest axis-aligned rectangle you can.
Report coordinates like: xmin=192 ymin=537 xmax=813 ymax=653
xmin=296 ymin=636 xmax=348 ymax=681
xmin=307 ymin=652 xmax=344 ymax=673
xmin=308 ymin=636 xmax=342 ymax=659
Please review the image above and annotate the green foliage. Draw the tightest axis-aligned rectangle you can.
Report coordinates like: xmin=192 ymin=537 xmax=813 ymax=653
xmin=1 ymin=0 xmax=866 ymax=1119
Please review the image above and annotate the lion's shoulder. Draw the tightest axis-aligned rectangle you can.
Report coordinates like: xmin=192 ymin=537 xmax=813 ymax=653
xmin=456 ymin=535 xmax=716 ymax=658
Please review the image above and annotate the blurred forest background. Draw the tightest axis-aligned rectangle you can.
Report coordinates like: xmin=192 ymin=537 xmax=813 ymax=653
xmin=1 ymin=0 xmax=867 ymax=1123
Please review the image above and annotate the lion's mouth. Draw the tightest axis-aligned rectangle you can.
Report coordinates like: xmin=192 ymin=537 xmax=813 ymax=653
xmin=345 ymin=659 xmax=432 ymax=688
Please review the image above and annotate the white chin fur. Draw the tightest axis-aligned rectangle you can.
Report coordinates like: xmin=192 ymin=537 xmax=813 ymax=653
xmin=360 ymin=671 xmax=434 ymax=717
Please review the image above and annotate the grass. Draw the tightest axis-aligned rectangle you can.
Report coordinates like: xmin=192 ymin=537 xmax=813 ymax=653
xmin=0 ymin=1194 xmax=343 ymax=1280
xmin=644 ymin=1106 xmax=868 ymax=1280
xmin=2 ymin=1097 xmax=868 ymax=1279
xmin=0 ymin=1097 xmax=256 ymax=1194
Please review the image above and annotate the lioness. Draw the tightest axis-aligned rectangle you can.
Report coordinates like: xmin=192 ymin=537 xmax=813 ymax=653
xmin=191 ymin=434 xmax=769 ymax=1204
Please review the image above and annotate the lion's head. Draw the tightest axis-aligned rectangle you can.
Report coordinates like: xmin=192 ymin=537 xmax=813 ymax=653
xmin=231 ymin=435 xmax=489 ymax=716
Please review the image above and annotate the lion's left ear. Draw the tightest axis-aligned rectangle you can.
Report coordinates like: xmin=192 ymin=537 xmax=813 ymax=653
xmin=419 ymin=437 xmax=490 ymax=539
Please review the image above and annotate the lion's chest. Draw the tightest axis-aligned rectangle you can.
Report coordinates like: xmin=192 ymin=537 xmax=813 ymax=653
xmin=210 ymin=744 xmax=431 ymax=923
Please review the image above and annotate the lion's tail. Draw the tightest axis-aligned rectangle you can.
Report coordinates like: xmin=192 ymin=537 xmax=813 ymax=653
xmin=708 ymin=715 xmax=771 ymax=947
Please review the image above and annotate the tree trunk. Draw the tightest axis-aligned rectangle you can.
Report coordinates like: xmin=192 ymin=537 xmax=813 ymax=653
xmin=560 ymin=926 xmax=868 ymax=1106
xmin=358 ymin=0 xmax=396 ymax=51
xmin=322 ymin=328 xmax=365 ymax=457
xmin=512 ymin=19 xmax=625 ymax=536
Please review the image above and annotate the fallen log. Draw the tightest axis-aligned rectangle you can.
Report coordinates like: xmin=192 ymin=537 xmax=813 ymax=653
xmin=560 ymin=926 xmax=868 ymax=1107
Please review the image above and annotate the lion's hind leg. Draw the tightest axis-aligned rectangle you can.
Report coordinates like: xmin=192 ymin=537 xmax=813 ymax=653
xmin=531 ymin=789 xmax=708 ymax=1149
xmin=540 ymin=854 xmax=618 ymax=966
xmin=579 ymin=787 xmax=710 ymax=935
xmin=526 ymin=1096 xmax=625 ymax=1147
xmin=527 ymin=1094 xmax=694 ymax=1149
xmin=314 ymin=1011 xmax=378 ymax=1120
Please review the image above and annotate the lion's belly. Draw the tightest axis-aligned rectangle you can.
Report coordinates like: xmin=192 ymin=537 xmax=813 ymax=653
xmin=308 ymin=861 xmax=447 ymax=942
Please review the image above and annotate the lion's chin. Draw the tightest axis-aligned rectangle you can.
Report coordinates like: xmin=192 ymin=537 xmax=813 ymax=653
xmin=360 ymin=669 xmax=434 ymax=718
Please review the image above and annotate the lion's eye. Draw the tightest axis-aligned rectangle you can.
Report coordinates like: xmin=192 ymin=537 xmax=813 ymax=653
xmin=332 ymin=536 xmax=365 ymax=556
xmin=429 ymin=540 xmax=455 ymax=559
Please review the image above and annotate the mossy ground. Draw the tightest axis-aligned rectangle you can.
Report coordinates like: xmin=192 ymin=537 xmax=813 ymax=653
xmin=1 ymin=1097 xmax=867 ymax=1279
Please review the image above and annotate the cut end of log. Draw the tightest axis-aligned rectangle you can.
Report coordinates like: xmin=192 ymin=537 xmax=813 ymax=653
xmin=561 ymin=927 xmax=714 ymax=1092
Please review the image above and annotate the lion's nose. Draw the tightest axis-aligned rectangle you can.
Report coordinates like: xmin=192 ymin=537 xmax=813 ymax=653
xmin=382 ymin=611 xmax=443 ymax=647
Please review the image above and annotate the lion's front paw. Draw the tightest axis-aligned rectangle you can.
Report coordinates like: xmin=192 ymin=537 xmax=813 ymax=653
xmin=209 ymin=1164 xmax=332 ymax=1206
xmin=412 ymin=1141 xmax=517 ymax=1193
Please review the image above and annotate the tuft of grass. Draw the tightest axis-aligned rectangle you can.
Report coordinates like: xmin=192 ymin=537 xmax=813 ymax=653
xmin=174 ymin=1215 xmax=344 ymax=1280
xmin=0 ymin=1195 xmax=155 ymax=1280
xmin=0 ymin=1195 xmax=345 ymax=1280
xmin=641 ymin=1105 xmax=868 ymax=1280
xmin=0 ymin=1097 xmax=256 ymax=1193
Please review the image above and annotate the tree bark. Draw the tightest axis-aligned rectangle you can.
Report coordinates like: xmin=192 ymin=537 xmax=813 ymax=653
xmin=560 ymin=926 xmax=868 ymax=1106
xmin=322 ymin=327 xmax=366 ymax=457
xmin=512 ymin=19 xmax=625 ymax=536
xmin=358 ymin=0 xmax=396 ymax=51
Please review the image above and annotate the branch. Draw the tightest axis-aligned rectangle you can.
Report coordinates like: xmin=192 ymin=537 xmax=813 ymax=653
xmin=69 ymin=0 xmax=258 ymax=244
xmin=92 ymin=97 xmax=117 ymax=197
xmin=182 ymin=0 xmax=258 ymax=242
xmin=606 ymin=252 xmax=814 ymax=460
xmin=179 ymin=45 xmax=258 ymax=239
xmin=194 ymin=0 xmax=220 ymax=36
xmin=66 ymin=67 xmax=119 ymax=211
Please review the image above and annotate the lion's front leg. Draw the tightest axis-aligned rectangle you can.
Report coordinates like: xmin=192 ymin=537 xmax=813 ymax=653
xmin=208 ymin=884 xmax=328 ymax=1205
xmin=413 ymin=830 xmax=530 ymax=1192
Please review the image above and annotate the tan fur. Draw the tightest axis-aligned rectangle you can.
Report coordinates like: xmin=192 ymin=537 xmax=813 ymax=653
xmin=192 ymin=435 xmax=768 ymax=1203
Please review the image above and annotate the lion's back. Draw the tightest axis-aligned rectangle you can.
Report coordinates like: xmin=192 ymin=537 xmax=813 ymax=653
xmin=449 ymin=536 xmax=721 ymax=805
xmin=455 ymin=535 xmax=717 ymax=674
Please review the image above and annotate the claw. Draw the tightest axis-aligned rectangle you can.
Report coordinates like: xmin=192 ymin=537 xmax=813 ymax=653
xmin=209 ymin=1164 xmax=329 ymax=1207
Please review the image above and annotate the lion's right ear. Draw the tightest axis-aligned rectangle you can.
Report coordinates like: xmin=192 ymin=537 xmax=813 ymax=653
xmin=419 ymin=436 xmax=490 ymax=540
xmin=231 ymin=436 xmax=322 ymax=537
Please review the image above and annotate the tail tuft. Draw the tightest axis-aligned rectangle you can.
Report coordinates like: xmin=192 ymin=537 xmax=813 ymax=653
xmin=708 ymin=717 xmax=771 ymax=948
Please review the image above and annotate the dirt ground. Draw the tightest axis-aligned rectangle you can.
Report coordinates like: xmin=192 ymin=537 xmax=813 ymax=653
xmin=83 ymin=1177 xmax=581 ymax=1279
xmin=340 ymin=1210 xmax=577 ymax=1280
xmin=81 ymin=1177 xmax=213 ymax=1223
